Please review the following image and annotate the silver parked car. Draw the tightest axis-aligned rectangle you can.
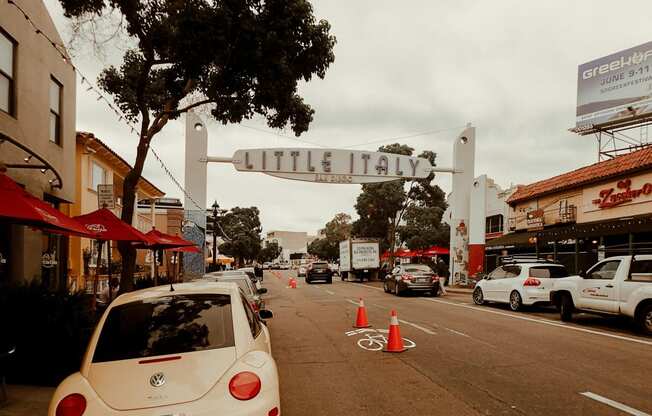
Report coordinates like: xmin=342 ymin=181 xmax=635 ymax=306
xmin=383 ymin=264 xmax=439 ymax=296
xmin=204 ymin=272 xmax=267 ymax=312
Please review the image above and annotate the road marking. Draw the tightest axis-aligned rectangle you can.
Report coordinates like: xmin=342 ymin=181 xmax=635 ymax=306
xmin=421 ymin=298 xmax=652 ymax=347
xmin=346 ymin=299 xmax=360 ymax=306
xmin=398 ymin=319 xmax=437 ymax=335
xmin=325 ymin=289 xmax=335 ymax=295
xmin=580 ymin=392 xmax=650 ymax=416
xmin=443 ymin=327 xmax=469 ymax=337
xmin=360 ymin=284 xmax=384 ymax=291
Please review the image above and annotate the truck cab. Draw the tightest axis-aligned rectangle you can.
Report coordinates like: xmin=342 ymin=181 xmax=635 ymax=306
xmin=550 ymin=255 xmax=652 ymax=335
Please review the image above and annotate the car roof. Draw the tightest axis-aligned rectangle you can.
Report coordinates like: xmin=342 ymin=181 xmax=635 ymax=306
xmin=499 ymin=263 xmax=567 ymax=268
xmin=111 ymin=281 xmax=238 ymax=307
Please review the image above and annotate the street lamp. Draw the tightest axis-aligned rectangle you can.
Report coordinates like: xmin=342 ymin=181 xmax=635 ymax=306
xmin=212 ymin=201 xmax=219 ymax=270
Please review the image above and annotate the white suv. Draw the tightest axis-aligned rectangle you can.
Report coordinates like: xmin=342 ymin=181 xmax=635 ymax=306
xmin=473 ymin=261 xmax=570 ymax=311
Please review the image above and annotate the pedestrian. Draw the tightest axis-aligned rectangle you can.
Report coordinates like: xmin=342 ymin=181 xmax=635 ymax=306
xmin=100 ymin=278 xmax=119 ymax=304
xmin=437 ymin=258 xmax=448 ymax=295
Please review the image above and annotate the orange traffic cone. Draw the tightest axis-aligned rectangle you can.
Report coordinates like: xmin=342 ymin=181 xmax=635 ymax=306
xmin=354 ymin=298 xmax=371 ymax=328
xmin=290 ymin=278 xmax=297 ymax=289
xmin=384 ymin=310 xmax=406 ymax=353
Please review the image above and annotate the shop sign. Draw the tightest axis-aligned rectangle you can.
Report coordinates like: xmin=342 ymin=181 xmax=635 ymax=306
xmin=41 ymin=252 xmax=58 ymax=268
xmin=232 ymin=148 xmax=433 ymax=184
xmin=592 ymin=178 xmax=652 ymax=209
xmin=526 ymin=209 xmax=544 ymax=229
xmin=97 ymin=184 xmax=115 ymax=209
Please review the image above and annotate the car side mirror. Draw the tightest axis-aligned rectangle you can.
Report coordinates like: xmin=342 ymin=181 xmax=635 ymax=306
xmin=258 ymin=287 xmax=268 ymax=294
xmin=578 ymin=269 xmax=586 ymax=278
xmin=258 ymin=309 xmax=273 ymax=320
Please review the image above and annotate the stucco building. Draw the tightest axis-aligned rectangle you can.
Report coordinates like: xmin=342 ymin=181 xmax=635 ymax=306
xmin=265 ymin=230 xmax=311 ymax=263
xmin=0 ymin=0 xmax=76 ymax=286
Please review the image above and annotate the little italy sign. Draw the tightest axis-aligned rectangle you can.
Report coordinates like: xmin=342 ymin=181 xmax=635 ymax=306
xmin=230 ymin=148 xmax=433 ymax=184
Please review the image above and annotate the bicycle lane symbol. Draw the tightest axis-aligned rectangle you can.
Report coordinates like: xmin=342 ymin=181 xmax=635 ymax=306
xmin=345 ymin=328 xmax=416 ymax=351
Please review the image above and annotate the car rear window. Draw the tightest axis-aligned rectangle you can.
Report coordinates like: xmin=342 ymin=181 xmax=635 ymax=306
xmin=403 ymin=265 xmax=433 ymax=273
xmin=529 ymin=266 xmax=569 ymax=279
xmin=93 ymin=294 xmax=235 ymax=363
xmin=312 ymin=263 xmax=328 ymax=269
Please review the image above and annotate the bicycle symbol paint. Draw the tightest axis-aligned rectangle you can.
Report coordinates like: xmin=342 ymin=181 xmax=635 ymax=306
xmin=345 ymin=328 xmax=416 ymax=351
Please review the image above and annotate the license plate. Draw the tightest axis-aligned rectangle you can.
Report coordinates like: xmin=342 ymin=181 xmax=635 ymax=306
xmin=418 ymin=278 xmax=427 ymax=283
xmin=364 ymin=269 xmax=368 ymax=272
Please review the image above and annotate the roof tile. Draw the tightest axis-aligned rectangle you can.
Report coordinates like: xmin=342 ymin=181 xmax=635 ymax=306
xmin=506 ymin=146 xmax=652 ymax=204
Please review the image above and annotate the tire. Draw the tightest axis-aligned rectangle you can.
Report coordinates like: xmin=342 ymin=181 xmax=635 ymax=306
xmin=394 ymin=281 xmax=402 ymax=296
xmin=342 ymin=272 xmax=348 ymax=281
xmin=560 ymin=294 xmax=574 ymax=322
xmin=383 ymin=281 xmax=390 ymax=293
xmin=306 ymin=277 xmax=312 ymax=284
xmin=327 ymin=277 xmax=332 ymax=284
xmin=473 ymin=287 xmax=484 ymax=305
xmin=509 ymin=291 xmax=523 ymax=311
xmin=636 ymin=303 xmax=652 ymax=335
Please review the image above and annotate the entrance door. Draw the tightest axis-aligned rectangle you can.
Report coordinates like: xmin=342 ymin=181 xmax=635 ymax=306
xmin=578 ymin=259 xmax=621 ymax=313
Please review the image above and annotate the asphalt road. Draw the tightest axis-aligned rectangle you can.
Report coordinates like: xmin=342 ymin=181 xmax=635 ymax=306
xmin=262 ymin=270 xmax=652 ymax=416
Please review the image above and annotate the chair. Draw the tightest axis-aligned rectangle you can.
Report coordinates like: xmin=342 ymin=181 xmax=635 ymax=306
xmin=0 ymin=343 xmax=16 ymax=405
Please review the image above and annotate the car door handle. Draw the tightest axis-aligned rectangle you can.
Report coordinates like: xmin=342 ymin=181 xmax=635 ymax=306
xmin=605 ymin=284 xmax=614 ymax=288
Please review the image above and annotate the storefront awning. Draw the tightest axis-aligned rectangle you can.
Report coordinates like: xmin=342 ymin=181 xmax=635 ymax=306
xmin=74 ymin=208 xmax=151 ymax=243
xmin=0 ymin=172 xmax=95 ymax=237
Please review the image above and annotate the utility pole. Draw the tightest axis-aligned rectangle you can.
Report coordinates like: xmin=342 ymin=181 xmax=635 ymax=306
xmin=212 ymin=201 xmax=219 ymax=271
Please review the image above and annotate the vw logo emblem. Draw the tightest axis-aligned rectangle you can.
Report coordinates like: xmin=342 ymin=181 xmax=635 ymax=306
xmin=149 ymin=372 xmax=166 ymax=387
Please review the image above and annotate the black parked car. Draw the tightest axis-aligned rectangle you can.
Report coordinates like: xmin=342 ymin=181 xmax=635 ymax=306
xmin=306 ymin=261 xmax=333 ymax=284
xmin=383 ymin=264 xmax=439 ymax=296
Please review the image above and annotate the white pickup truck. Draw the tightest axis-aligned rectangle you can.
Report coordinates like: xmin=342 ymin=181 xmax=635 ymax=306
xmin=549 ymin=255 xmax=652 ymax=335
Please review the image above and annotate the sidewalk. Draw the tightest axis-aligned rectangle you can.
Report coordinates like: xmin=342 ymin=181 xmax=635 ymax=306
xmin=0 ymin=385 xmax=53 ymax=416
xmin=446 ymin=286 xmax=474 ymax=295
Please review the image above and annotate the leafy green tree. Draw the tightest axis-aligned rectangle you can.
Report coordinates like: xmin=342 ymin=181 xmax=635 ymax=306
xmin=258 ymin=241 xmax=282 ymax=263
xmin=217 ymin=207 xmax=262 ymax=266
xmin=58 ymin=0 xmax=336 ymax=292
xmin=307 ymin=238 xmax=338 ymax=261
xmin=351 ymin=144 xmax=448 ymax=255
xmin=323 ymin=212 xmax=352 ymax=244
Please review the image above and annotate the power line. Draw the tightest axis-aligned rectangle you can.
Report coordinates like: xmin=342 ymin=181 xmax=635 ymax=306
xmin=5 ymin=0 xmax=204 ymax=211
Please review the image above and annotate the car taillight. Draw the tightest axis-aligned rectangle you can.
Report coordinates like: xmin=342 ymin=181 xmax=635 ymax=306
xmin=229 ymin=371 xmax=261 ymax=400
xmin=251 ymin=302 xmax=259 ymax=311
xmin=56 ymin=393 xmax=86 ymax=416
xmin=523 ymin=277 xmax=541 ymax=286
xmin=431 ymin=274 xmax=439 ymax=282
xmin=269 ymin=407 xmax=280 ymax=416
xmin=401 ymin=274 xmax=413 ymax=281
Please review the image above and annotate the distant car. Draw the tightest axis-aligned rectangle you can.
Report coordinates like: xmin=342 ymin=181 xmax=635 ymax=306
xmin=263 ymin=262 xmax=271 ymax=270
xmin=48 ymin=281 xmax=279 ymax=416
xmin=473 ymin=261 xmax=570 ymax=311
xmin=271 ymin=263 xmax=280 ymax=270
xmin=279 ymin=263 xmax=290 ymax=270
xmin=298 ymin=266 xmax=307 ymax=277
xmin=384 ymin=264 xmax=439 ymax=296
xmin=306 ymin=261 xmax=333 ymax=284
xmin=238 ymin=267 xmax=262 ymax=283
xmin=205 ymin=272 xmax=267 ymax=312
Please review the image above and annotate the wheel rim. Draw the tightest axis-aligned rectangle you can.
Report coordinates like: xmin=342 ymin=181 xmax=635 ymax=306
xmin=473 ymin=289 xmax=483 ymax=303
xmin=645 ymin=310 xmax=652 ymax=331
xmin=510 ymin=292 xmax=520 ymax=309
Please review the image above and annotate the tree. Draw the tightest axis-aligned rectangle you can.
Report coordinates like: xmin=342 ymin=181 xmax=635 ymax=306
xmin=258 ymin=241 xmax=282 ymax=263
xmin=217 ymin=207 xmax=262 ymax=266
xmin=307 ymin=238 xmax=338 ymax=260
xmin=59 ymin=0 xmax=336 ymax=292
xmin=351 ymin=144 xmax=413 ymax=251
xmin=351 ymin=144 xmax=448 ymax=256
xmin=323 ymin=212 xmax=351 ymax=243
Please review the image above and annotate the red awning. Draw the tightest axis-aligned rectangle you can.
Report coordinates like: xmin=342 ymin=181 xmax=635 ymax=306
xmin=74 ymin=208 xmax=151 ymax=243
xmin=0 ymin=173 xmax=95 ymax=237
xmin=169 ymin=245 xmax=202 ymax=253
xmin=381 ymin=246 xmax=449 ymax=259
xmin=419 ymin=246 xmax=449 ymax=256
xmin=134 ymin=229 xmax=195 ymax=250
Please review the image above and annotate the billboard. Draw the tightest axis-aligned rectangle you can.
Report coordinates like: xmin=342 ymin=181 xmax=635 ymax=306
xmin=576 ymin=41 xmax=652 ymax=130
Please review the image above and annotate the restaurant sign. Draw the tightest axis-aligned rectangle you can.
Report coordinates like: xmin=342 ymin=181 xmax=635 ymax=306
xmin=232 ymin=148 xmax=433 ymax=184
xmin=591 ymin=178 xmax=652 ymax=209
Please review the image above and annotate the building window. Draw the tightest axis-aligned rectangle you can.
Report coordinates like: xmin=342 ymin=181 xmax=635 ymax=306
xmin=91 ymin=161 xmax=107 ymax=192
xmin=486 ymin=214 xmax=503 ymax=234
xmin=0 ymin=29 xmax=16 ymax=115
xmin=49 ymin=77 xmax=62 ymax=144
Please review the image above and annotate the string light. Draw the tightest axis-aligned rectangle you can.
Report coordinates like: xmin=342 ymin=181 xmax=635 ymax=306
xmin=5 ymin=0 xmax=204 ymax=212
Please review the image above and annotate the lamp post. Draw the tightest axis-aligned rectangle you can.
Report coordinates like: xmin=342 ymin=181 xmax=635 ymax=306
xmin=212 ymin=201 xmax=219 ymax=270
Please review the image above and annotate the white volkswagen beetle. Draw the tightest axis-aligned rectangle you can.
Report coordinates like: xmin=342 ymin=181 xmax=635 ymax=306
xmin=49 ymin=281 xmax=280 ymax=416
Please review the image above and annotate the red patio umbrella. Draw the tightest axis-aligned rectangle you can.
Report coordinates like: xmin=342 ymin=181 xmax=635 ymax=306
xmin=133 ymin=228 xmax=195 ymax=286
xmin=169 ymin=245 xmax=201 ymax=253
xmin=0 ymin=172 xmax=95 ymax=237
xmin=74 ymin=208 xmax=152 ymax=305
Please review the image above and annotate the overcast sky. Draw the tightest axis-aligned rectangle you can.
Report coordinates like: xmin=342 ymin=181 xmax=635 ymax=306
xmin=44 ymin=0 xmax=652 ymax=235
